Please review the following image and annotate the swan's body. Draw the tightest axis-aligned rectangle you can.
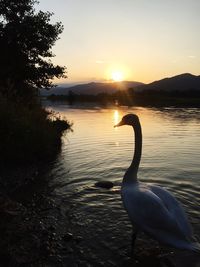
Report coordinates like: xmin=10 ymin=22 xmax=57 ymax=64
xmin=115 ymin=114 xmax=199 ymax=251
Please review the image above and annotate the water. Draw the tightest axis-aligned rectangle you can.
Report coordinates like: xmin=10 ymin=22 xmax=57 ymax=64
xmin=45 ymin=103 xmax=200 ymax=266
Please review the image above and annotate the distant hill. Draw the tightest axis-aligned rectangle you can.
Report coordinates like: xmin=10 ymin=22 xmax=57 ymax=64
xmin=40 ymin=81 xmax=144 ymax=96
xmin=41 ymin=74 xmax=200 ymax=97
xmin=135 ymin=73 xmax=200 ymax=92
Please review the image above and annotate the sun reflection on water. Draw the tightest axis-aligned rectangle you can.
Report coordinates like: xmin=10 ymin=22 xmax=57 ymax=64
xmin=114 ymin=110 xmax=120 ymax=127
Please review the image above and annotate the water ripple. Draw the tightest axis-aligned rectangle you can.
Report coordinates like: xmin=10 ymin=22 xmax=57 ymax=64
xmin=44 ymin=103 xmax=200 ymax=266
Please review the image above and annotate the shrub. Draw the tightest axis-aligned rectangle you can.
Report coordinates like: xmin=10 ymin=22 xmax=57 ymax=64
xmin=0 ymin=97 xmax=71 ymax=165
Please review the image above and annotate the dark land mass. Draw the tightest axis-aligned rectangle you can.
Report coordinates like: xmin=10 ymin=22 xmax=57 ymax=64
xmin=41 ymin=81 xmax=144 ymax=96
xmin=47 ymin=73 xmax=200 ymax=107
xmin=0 ymin=99 xmax=72 ymax=266
xmin=0 ymin=0 xmax=71 ymax=265
xmin=135 ymin=73 xmax=200 ymax=92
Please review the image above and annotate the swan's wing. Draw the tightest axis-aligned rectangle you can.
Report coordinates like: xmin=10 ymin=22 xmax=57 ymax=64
xmin=122 ymin=187 xmax=189 ymax=245
xmin=149 ymin=185 xmax=192 ymax=237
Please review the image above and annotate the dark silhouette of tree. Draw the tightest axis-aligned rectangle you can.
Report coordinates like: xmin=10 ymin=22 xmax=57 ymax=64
xmin=0 ymin=0 xmax=66 ymax=99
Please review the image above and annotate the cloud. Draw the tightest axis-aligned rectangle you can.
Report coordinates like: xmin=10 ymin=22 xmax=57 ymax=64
xmin=188 ymin=55 xmax=196 ymax=59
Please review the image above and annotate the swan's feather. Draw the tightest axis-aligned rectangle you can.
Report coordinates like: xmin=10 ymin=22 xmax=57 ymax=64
xmin=149 ymin=184 xmax=193 ymax=237
xmin=122 ymin=183 xmax=196 ymax=250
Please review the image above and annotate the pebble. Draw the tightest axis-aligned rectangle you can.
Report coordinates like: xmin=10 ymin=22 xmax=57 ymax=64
xmin=75 ymin=236 xmax=83 ymax=244
xmin=49 ymin=225 xmax=56 ymax=231
xmin=63 ymin=232 xmax=73 ymax=242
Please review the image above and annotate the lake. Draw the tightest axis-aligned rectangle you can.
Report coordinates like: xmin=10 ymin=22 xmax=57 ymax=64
xmin=44 ymin=102 xmax=200 ymax=266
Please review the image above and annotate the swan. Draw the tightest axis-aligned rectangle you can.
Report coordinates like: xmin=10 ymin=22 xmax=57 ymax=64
xmin=114 ymin=113 xmax=199 ymax=252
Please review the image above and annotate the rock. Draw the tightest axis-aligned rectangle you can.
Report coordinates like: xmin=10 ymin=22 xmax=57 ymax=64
xmin=48 ymin=225 xmax=56 ymax=231
xmin=63 ymin=232 xmax=73 ymax=242
xmin=75 ymin=236 xmax=83 ymax=244
xmin=159 ymin=251 xmax=200 ymax=267
xmin=95 ymin=181 xmax=114 ymax=189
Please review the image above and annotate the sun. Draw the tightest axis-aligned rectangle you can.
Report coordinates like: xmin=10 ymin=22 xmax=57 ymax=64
xmin=111 ymin=70 xmax=124 ymax=82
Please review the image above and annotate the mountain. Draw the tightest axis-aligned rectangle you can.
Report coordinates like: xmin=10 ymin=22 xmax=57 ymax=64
xmin=40 ymin=81 xmax=144 ymax=96
xmin=135 ymin=73 xmax=200 ymax=92
xmin=40 ymin=74 xmax=200 ymax=97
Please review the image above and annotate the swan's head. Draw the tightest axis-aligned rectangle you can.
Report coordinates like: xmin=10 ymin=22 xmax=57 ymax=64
xmin=114 ymin=113 xmax=139 ymax=127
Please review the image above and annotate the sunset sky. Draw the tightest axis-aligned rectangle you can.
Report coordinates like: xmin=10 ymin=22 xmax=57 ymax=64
xmin=38 ymin=0 xmax=200 ymax=84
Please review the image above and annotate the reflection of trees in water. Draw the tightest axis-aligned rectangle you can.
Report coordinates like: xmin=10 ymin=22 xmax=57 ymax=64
xmin=153 ymin=107 xmax=200 ymax=123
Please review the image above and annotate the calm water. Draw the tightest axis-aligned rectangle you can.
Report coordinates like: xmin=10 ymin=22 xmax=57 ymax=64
xmin=45 ymin=102 xmax=200 ymax=266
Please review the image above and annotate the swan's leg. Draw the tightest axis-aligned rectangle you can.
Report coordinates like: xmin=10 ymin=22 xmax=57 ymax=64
xmin=131 ymin=229 xmax=137 ymax=254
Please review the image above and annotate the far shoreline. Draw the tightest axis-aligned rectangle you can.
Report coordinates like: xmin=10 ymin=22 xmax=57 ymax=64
xmin=43 ymin=95 xmax=200 ymax=108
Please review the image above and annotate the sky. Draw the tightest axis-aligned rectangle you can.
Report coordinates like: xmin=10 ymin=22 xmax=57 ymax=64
xmin=38 ymin=0 xmax=200 ymax=84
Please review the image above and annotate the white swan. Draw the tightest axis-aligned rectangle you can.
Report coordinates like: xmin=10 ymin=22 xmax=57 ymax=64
xmin=115 ymin=113 xmax=199 ymax=251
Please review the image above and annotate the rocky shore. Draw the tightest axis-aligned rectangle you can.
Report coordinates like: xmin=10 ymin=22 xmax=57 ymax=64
xmin=0 ymin=168 xmax=200 ymax=267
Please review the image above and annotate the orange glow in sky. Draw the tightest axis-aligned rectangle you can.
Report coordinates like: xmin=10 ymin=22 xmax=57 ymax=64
xmin=38 ymin=1 xmax=200 ymax=84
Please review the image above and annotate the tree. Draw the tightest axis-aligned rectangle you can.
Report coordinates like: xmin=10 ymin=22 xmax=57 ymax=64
xmin=0 ymin=0 xmax=66 ymax=99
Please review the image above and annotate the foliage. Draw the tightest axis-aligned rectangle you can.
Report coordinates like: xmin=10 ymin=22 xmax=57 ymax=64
xmin=48 ymin=89 xmax=200 ymax=108
xmin=0 ymin=97 xmax=71 ymax=164
xmin=0 ymin=1 xmax=71 ymax=164
xmin=0 ymin=0 xmax=66 ymax=99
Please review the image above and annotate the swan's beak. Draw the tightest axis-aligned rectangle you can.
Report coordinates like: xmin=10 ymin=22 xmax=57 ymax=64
xmin=114 ymin=120 xmax=124 ymax=127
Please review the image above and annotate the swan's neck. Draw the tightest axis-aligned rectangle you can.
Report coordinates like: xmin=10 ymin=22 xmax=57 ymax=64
xmin=123 ymin=120 xmax=142 ymax=185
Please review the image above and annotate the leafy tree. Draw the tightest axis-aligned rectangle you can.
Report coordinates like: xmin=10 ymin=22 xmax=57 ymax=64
xmin=0 ymin=0 xmax=66 ymax=99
